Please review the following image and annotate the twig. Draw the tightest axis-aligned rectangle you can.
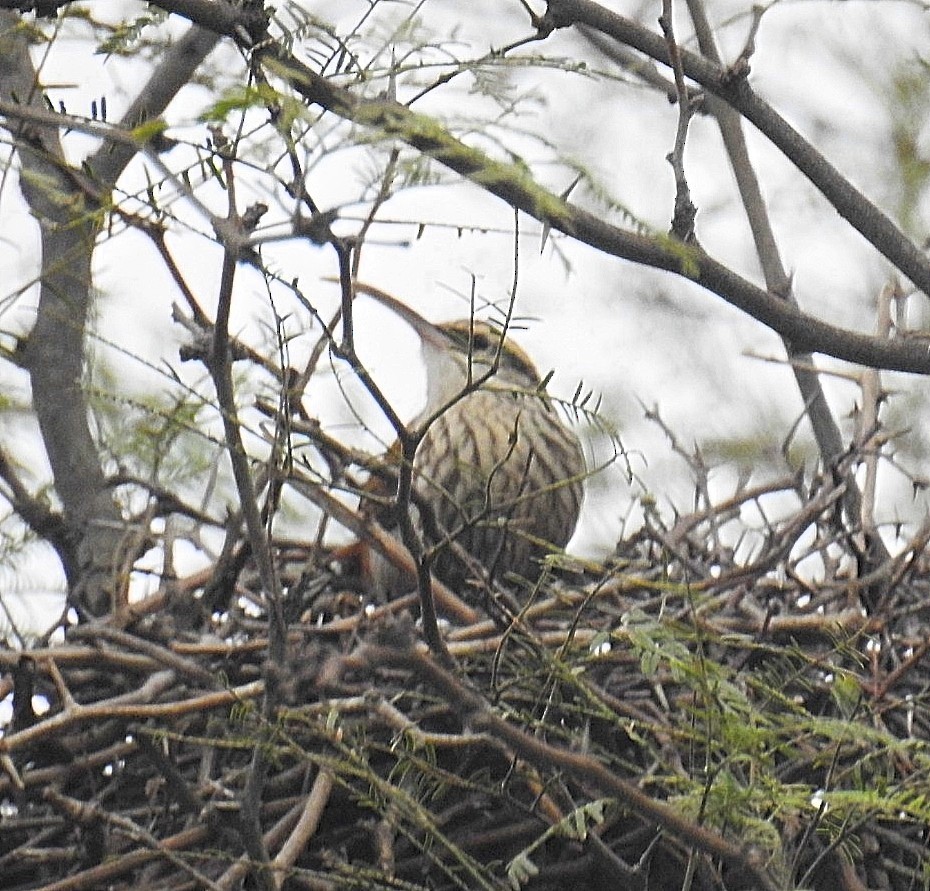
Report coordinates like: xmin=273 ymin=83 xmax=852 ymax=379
xmin=271 ymin=768 xmax=334 ymax=889
xmin=658 ymin=0 xmax=697 ymax=241
xmin=0 ymin=673 xmax=264 ymax=754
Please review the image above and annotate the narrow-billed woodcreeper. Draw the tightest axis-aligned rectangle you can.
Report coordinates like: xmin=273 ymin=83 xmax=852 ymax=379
xmin=352 ymin=283 xmax=585 ymax=597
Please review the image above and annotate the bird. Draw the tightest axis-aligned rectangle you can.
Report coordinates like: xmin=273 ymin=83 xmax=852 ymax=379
xmin=346 ymin=281 xmax=586 ymax=601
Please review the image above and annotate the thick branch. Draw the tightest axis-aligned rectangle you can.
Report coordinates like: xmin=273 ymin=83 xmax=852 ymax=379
xmin=129 ymin=0 xmax=930 ymax=373
xmin=0 ymin=14 xmax=218 ymax=614
xmin=88 ymin=26 xmax=220 ymax=185
xmin=545 ymin=0 xmax=930 ymax=300
xmin=0 ymin=11 xmax=122 ymax=611
xmin=254 ymin=44 xmax=930 ymax=375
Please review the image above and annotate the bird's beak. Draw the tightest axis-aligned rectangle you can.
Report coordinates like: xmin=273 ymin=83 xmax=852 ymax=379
xmin=336 ymin=278 xmax=450 ymax=350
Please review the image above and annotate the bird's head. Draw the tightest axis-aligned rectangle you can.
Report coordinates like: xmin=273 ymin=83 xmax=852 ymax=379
xmin=343 ymin=280 xmax=541 ymax=410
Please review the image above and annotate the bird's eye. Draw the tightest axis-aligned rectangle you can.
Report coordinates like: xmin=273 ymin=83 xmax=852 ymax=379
xmin=447 ymin=326 xmax=499 ymax=355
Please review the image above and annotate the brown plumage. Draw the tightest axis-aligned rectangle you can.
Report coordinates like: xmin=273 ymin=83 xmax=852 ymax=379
xmin=350 ymin=283 xmax=585 ymax=597
xmin=408 ymin=346 xmax=584 ymax=589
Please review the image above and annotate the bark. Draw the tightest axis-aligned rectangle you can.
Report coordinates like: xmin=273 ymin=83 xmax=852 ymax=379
xmin=0 ymin=14 xmax=218 ymax=614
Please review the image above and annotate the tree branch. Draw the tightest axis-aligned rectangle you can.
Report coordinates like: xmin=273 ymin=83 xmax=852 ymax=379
xmin=0 ymin=14 xmax=219 ymax=614
xmin=21 ymin=0 xmax=930 ymax=377
xmin=545 ymin=0 xmax=930 ymax=299
xmin=251 ymin=41 xmax=930 ymax=374
xmin=682 ymin=0 xmax=891 ymax=566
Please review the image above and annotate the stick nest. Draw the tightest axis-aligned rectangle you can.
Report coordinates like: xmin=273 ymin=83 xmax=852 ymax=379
xmin=3 ymin=466 xmax=930 ymax=891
